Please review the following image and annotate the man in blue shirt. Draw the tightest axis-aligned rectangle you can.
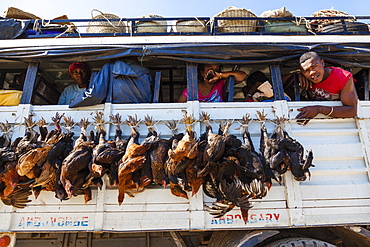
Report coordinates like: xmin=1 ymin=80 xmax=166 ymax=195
xmin=58 ymin=63 xmax=91 ymax=105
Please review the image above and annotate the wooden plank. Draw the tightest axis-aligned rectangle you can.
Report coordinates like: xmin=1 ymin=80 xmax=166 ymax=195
xmin=152 ymin=71 xmax=161 ymax=103
xmin=270 ymin=64 xmax=285 ymax=100
xmin=20 ymin=62 xmax=38 ymax=104
xmin=170 ymin=231 xmax=187 ymax=247
xmin=186 ymin=63 xmax=198 ymax=101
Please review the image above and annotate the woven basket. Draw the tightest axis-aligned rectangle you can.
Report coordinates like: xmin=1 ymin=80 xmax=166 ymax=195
xmin=214 ymin=6 xmax=257 ymax=33
xmin=3 ymin=7 xmax=41 ymax=20
xmin=175 ymin=19 xmax=207 ymax=32
xmin=135 ymin=14 xmax=167 ymax=33
xmin=86 ymin=9 xmax=126 ymax=34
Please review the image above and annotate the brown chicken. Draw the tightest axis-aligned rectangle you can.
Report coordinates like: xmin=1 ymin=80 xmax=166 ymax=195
xmin=0 ymin=184 xmax=32 ymax=209
xmin=165 ymin=113 xmax=199 ymax=199
xmin=144 ymin=115 xmax=170 ymax=186
xmin=117 ymin=115 xmax=157 ymax=205
xmin=17 ymin=130 xmax=62 ymax=180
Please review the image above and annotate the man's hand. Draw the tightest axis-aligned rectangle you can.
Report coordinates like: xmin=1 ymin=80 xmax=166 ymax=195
xmin=296 ymin=106 xmax=322 ymax=125
xmin=298 ymin=73 xmax=313 ymax=90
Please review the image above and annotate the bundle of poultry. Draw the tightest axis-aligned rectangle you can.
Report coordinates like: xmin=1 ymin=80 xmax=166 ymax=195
xmin=197 ymin=112 xmax=226 ymax=178
xmin=60 ymin=118 xmax=95 ymax=202
xmin=145 ymin=115 xmax=170 ymax=186
xmin=30 ymin=116 xmax=77 ymax=199
xmin=106 ymin=113 xmax=128 ymax=187
xmin=0 ymin=110 xmax=314 ymax=214
xmin=203 ymin=114 xmax=269 ymax=224
xmin=84 ymin=112 xmax=125 ymax=193
xmin=165 ymin=112 xmax=199 ymax=199
xmin=117 ymin=114 xmax=158 ymax=205
xmin=257 ymin=111 xmax=314 ymax=182
xmin=16 ymin=128 xmax=63 ymax=180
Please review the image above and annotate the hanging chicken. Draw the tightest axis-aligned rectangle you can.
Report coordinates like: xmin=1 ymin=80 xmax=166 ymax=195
xmin=106 ymin=113 xmax=128 ymax=187
xmin=197 ymin=112 xmax=226 ymax=179
xmin=144 ymin=115 xmax=170 ymax=186
xmin=60 ymin=118 xmax=95 ymax=202
xmin=165 ymin=112 xmax=199 ymax=199
xmin=257 ymin=111 xmax=314 ymax=182
xmin=117 ymin=114 xmax=158 ymax=205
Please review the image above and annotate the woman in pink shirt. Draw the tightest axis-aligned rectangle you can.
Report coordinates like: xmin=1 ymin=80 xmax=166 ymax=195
xmin=177 ymin=64 xmax=246 ymax=102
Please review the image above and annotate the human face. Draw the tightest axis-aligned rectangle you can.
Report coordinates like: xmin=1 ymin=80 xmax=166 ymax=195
xmin=71 ymin=68 xmax=89 ymax=87
xmin=202 ymin=64 xmax=220 ymax=82
xmin=300 ymin=58 xmax=326 ymax=83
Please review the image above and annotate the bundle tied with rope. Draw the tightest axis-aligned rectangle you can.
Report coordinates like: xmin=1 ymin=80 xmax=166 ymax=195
xmin=310 ymin=9 xmax=368 ymax=33
xmin=260 ymin=7 xmax=308 ymax=33
xmin=311 ymin=9 xmax=355 ymax=26
xmin=213 ymin=6 xmax=257 ymax=33
xmin=86 ymin=9 xmax=126 ymax=34
xmin=3 ymin=6 xmax=41 ymax=20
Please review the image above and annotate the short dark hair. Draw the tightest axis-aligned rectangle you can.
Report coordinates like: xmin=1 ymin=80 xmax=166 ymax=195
xmin=299 ymin=52 xmax=321 ymax=64
xmin=247 ymin=71 xmax=269 ymax=85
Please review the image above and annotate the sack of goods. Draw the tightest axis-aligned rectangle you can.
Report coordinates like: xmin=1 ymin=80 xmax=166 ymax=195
xmin=214 ymin=6 xmax=257 ymax=33
xmin=260 ymin=7 xmax=308 ymax=33
xmin=311 ymin=9 xmax=369 ymax=33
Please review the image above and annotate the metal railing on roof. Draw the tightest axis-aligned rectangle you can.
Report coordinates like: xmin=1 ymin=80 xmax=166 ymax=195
xmin=20 ymin=16 xmax=370 ymax=38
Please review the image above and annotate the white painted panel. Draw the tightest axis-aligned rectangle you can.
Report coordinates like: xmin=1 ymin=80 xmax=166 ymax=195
xmin=104 ymin=187 xmax=190 ymax=205
xmin=300 ymin=184 xmax=370 ymax=200
xmin=303 ymin=198 xmax=370 ymax=208
xmin=104 ymin=211 xmax=190 ymax=231
xmin=0 ymin=106 xmax=18 ymax=122
xmin=10 ymin=212 xmax=96 ymax=231
xmin=304 ymin=206 xmax=370 ymax=225
xmin=2 ymin=101 xmax=370 ymax=232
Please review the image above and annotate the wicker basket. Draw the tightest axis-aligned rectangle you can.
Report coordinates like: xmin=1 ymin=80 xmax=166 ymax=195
xmin=3 ymin=7 xmax=41 ymax=20
xmin=86 ymin=9 xmax=126 ymax=34
xmin=135 ymin=14 xmax=167 ymax=33
xmin=214 ymin=6 xmax=257 ymax=33
xmin=175 ymin=19 xmax=207 ymax=33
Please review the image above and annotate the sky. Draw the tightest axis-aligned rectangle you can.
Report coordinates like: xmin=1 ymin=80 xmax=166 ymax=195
xmin=0 ymin=0 xmax=369 ymax=20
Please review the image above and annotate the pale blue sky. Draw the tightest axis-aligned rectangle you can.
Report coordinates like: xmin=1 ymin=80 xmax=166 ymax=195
xmin=1 ymin=0 xmax=369 ymax=19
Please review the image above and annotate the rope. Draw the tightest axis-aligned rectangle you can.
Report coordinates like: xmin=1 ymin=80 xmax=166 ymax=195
xmin=295 ymin=16 xmax=316 ymax=35
xmin=54 ymin=25 xmax=79 ymax=38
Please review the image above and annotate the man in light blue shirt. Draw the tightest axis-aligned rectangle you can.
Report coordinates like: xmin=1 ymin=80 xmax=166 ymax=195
xmin=58 ymin=63 xmax=91 ymax=105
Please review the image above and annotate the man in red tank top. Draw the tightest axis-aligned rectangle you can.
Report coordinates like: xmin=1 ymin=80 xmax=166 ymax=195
xmin=295 ymin=52 xmax=358 ymax=125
